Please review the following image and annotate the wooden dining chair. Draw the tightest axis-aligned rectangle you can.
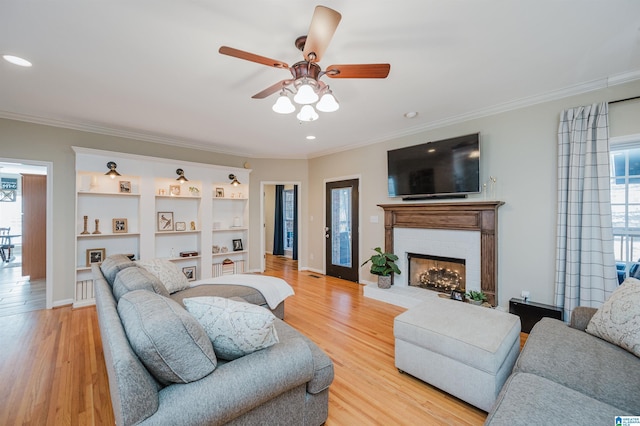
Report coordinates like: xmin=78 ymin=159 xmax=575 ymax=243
xmin=0 ymin=227 xmax=15 ymax=262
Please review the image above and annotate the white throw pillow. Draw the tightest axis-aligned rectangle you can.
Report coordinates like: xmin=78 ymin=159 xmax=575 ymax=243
xmin=586 ymin=277 xmax=640 ymax=358
xmin=136 ymin=258 xmax=190 ymax=294
xmin=183 ymin=296 xmax=279 ymax=360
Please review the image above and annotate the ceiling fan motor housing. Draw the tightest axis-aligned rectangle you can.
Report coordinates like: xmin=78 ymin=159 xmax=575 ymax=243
xmin=291 ymin=61 xmax=322 ymax=82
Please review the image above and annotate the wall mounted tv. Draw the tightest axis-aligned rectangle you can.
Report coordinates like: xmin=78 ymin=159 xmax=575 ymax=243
xmin=387 ymin=133 xmax=480 ymax=200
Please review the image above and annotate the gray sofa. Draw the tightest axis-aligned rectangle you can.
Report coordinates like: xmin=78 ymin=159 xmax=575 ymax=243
xmin=485 ymin=307 xmax=640 ymax=425
xmin=93 ymin=258 xmax=334 ymax=425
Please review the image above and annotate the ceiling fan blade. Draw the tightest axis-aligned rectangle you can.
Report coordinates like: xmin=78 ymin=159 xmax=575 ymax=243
xmin=325 ymin=64 xmax=391 ymax=79
xmin=251 ymin=80 xmax=293 ymax=99
xmin=219 ymin=46 xmax=289 ymax=69
xmin=302 ymin=6 xmax=342 ymax=63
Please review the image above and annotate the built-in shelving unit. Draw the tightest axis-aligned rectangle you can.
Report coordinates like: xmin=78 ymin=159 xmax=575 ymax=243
xmin=73 ymin=147 xmax=251 ymax=307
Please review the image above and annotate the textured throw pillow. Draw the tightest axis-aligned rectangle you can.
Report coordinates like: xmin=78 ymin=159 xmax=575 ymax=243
xmin=586 ymin=277 xmax=640 ymax=358
xmin=136 ymin=258 xmax=190 ymax=294
xmin=100 ymin=254 xmax=137 ymax=286
xmin=112 ymin=266 xmax=170 ymax=302
xmin=118 ymin=290 xmax=217 ymax=384
xmin=184 ymin=297 xmax=279 ymax=360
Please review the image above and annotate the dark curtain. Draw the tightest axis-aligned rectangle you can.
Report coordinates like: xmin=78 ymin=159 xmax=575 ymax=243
xmin=273 ymin=185 xmax=284 ymax=255
xmin=293 ymin=185 xmax=298 ymax=260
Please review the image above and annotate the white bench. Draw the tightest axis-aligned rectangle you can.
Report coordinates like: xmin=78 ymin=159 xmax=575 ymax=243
xmin=394 ymin=297 xmax=521 ymax=411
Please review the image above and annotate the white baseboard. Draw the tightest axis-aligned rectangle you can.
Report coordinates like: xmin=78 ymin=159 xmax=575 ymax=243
xmin=301 ymin=266 xmax=324 ymax=275
xmin=52 ymin=298 xmax=74 ymax=308
xmin=73 ymin=298 xmax=96 ymax=309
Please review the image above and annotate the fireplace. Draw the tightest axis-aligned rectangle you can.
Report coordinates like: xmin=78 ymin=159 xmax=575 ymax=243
xmin=408 ymin=253 xmax=466 ymax=294
xmin=378 ymin=201 xmax=503 ymax=305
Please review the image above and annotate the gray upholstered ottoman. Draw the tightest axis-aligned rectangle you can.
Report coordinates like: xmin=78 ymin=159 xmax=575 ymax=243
xmin=394 ymin=297 xmax=521 ymax=411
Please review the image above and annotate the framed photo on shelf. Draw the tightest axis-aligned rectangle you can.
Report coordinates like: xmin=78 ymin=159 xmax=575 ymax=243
xmin=450 ymin=289 xmax=466 ymax=302
xmin=182 ymin=266 xmax=196 ymax=281
xmin=119 ymin=180 xmax=131 ymax=193
xmin=215 ymin=187 xmax=224 ymax=198
xmin=170 ymin=185 xmax=181 ymax=196
xmin=86 ymin=248 xmax=106 ymax=266
xmin=112 ymin=218 xmax=128 ymax=233
xmin=232 ymin=239 xmax=243 ymax=251
xmin=175 ymin=221 xmax=186 ymax=231
xmin=157 ymin=212 xmax=174 ymax=231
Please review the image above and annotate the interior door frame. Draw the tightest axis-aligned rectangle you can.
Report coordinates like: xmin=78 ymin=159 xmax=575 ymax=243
xmin=0 ymin=157 xmax=53 ymax=309
xmin=259 ymin=181 xmax=303 ymax=273
xmin=323 ymin=175 xmax=361 ymax=279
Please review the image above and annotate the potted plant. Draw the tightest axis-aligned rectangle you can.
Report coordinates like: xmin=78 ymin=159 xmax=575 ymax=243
xmin=361 ymin=247 xmax=401 ymax=289
xmin=466 ymin=290 xmax=488 ymax=305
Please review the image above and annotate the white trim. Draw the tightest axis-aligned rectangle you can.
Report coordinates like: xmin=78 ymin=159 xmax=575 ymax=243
xmin=71 ymin=146 xmax=249 ymax=174
xmin=52 ymin=298 xmax=74 ymax=308
xmin=610 ymin=133 xmax=640 ymax=149
xmin=6 ymin=70 xmax=639 ymax=161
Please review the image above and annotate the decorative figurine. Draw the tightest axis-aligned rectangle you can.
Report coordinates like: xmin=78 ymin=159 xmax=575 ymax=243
xmin=81 ymin=215 xmax=90 ymax=235
xmin=92 ymin=218 xmax=101 ymax=234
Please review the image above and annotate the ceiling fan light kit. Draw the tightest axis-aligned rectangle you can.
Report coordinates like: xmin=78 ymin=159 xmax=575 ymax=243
xmin=297 ymin=105 xmax=319 ymax=122
xmin=219 ymin=5 xmax=389 ymax=123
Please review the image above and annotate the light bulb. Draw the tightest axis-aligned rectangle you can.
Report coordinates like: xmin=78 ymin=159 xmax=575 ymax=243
xmin=272 ymin=94 xmax=295 ymax=114
xmin=297 ymin=105 xmax=319 ymax=122
xmin=293 ymin=83 xmax=319 ymax=105
xmin=316 ymin=92 xmax=340 ymax=112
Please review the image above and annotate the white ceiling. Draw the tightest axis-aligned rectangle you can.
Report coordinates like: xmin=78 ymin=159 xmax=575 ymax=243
xmin=1 ymin=1 xmax=639 ymax=159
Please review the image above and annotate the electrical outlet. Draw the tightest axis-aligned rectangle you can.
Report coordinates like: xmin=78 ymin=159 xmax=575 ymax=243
xmin=521 ymin=290 xmax=530 ymax=302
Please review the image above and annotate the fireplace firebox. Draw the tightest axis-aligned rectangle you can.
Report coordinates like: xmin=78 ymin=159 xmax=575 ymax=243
xmin=408 ymin=253 xmax=466 ymax=294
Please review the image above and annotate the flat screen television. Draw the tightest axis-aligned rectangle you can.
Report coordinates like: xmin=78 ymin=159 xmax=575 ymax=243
xmin=387 ymin=133 xmax=480 ymax=199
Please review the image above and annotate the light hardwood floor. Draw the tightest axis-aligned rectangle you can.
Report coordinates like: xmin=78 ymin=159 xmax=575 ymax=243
xmin=0 ymin=255 xmax=488 ymax=425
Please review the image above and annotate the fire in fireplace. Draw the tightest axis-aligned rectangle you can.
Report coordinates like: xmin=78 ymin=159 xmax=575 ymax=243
xmin=408 ymin=253 xmax=466 ymax=294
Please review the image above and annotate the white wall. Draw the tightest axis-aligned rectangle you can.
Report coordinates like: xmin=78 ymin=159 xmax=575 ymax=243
xmin=308 ymin=80 xmax=640 ymax=309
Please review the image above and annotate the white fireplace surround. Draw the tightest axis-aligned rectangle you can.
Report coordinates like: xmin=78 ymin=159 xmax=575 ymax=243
xmin=394 ymin=228 xmax=481 ymax=292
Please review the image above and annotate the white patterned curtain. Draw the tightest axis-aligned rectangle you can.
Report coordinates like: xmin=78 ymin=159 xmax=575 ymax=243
xmin=555 ymin=102 xmax=618 ymax=321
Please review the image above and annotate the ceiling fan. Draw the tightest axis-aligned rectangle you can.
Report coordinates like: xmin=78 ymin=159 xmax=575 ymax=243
xmin=218 ymin=5 xmax=390 ymax=121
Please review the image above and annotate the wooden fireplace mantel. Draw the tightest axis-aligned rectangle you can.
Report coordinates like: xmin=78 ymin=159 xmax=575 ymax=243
xmin=378 ymin=201 xmax=504 ymax=305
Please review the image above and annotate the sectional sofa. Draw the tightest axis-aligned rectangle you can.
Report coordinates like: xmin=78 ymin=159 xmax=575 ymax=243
xmin=486 ymin=278 xmax=640 ymax=425
xmin=93 ymin=254 xmax=334 ymax=425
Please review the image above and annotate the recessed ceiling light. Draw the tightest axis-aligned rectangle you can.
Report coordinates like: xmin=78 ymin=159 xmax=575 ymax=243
xmin=306 ymin=135 xmax=316 ymax=140
xmin=3 ymin=55 xmax=32 ymax=67
xmin=404 ymin=111 xmax=418 ymax=119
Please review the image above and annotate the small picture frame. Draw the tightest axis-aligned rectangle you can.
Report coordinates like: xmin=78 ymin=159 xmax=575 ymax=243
xmin=119 ymin=180 xmax=131 ymax=193
xmin=112 ymin=218 xmax=128 ymax=233
xmin=450 ymin=289 xmax=466 ymax=302
xmin=232 ymin=239 xmax=243 ymax=251
xmin=157 ymin=212 xmax=174 ymax=231
xmin=170 ymin=185 xmax=181 ymax=196
xmin=86 ymin=248 xmax=106 ymax=266
xmin=182 ymin=266 xmax=196 ymax=281
xmin=215 ymin=187 xmax=224 ymax=198
xmin=175 ymin=221 xmax=186 ymax=231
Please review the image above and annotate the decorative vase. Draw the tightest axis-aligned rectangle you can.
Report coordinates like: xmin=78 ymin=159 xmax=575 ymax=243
xmin=378 ymin=275 xmax=391 ymax=289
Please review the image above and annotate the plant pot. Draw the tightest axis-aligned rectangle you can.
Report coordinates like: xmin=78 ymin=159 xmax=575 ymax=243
xmin=378 ymin=275 xmax=391 ymax=289
xmin=469 ymin=299 xmax=483 ymax=305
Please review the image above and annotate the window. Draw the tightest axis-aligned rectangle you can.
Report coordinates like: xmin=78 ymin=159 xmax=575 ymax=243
xmin=283 ymin=189 xmax=294 ymax=252
xmin=610 ymin=141 xmax=640 ymax=278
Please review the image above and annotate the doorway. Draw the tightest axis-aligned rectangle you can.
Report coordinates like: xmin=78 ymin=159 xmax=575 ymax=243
xmin=325 ymin=178 xmax=359 ymax=282
xmin=261 ymin=182 xmax=301 ymax=272
xmin=0 ymin=160 xmax=51 ymax=315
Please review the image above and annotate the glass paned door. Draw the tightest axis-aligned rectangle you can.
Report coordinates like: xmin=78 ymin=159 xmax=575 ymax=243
xmin=325 ymin=179 xmax=359 ymax=282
